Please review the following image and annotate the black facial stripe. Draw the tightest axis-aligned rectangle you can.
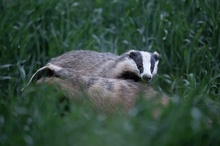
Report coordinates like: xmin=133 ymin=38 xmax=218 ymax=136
xmin=150 ymin=55 xmax=156 ymax=73
xmin=129 ymin=51 xmax=143 ymax=73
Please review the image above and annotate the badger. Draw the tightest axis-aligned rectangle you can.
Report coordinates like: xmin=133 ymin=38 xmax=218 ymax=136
xmin=48 ymin=50 xmax=160 ymax=82
xmin=27 ymin=63 xmax=169 ymax=116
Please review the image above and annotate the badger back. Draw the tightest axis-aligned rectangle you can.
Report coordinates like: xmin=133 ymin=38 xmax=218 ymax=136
xmin=49 ymin=50 xmax=117 ymax=76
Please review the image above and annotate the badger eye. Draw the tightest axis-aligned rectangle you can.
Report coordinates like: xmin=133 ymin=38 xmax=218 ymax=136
xmin=150 ymin=66 xmax=154 ymax=73
xmin=137 ymin=65 xmax=143 ymax=73
xmin=138 ymin=65 xmax=143 ymax=69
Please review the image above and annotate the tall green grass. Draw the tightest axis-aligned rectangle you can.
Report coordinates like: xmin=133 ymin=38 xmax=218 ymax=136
xmin=1 ymin=0 xmax=220 ymax=145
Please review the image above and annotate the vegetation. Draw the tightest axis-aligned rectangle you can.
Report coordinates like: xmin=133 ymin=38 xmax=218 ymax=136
xmin=1 ymin=0 xmax=220 ymax=145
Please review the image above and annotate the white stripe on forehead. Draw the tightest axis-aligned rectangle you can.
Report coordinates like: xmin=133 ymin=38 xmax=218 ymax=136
xmin=140 ymin=51 xmax=152 ymax=77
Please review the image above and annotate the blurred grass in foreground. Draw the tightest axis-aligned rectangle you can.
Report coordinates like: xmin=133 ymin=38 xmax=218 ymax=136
xmin=1 ymin=0 xmax=220 ymax=145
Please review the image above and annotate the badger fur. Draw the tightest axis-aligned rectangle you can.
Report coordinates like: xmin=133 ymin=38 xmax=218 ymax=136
xmin=28 ymin=63 xmax=169 ymax=115
xmin=48 ymin=50 xmax=160 ymax=82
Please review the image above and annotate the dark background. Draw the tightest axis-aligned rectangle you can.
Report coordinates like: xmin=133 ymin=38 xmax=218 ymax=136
xmin=1 ymin=0 xmax=220 ymax=145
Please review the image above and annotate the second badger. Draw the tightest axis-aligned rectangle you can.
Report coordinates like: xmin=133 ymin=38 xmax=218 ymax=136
xmin=48 ymin=50 xmax=160 ymax=82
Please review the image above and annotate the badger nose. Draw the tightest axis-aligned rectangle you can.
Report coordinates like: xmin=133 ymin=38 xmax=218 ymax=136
xmin=142 ymin=74 xmax=152 ymax=82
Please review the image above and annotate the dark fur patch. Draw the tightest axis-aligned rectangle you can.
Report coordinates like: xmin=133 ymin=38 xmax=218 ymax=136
xmin=87 ymin=77 xmax=113 ymax=91
xmin=129 ymin=51 xmax=143 ymax=73
xmin=87 ymin=77 xmax=99 ymax=88
xmin=117 ymin=71 xmax=140 ymax=82
xmin=150 ymin=55 xmax=156 ymax=73
xmin=32 ymin=68 xmax=58 ymax=83
xmin=152 ymin=53 xmax=159 ymax=61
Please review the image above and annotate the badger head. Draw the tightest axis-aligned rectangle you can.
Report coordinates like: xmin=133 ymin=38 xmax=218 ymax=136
xmin=128 ymin=50 xmax=159 ymax=82
xmin=113 ymin=50 xmax=159 ymax=82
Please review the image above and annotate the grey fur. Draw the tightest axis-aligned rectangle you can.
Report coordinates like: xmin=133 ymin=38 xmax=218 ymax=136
xmin=48 ymin=50 xmax=159 ymax=82
xmin=33 ymin=64 xmax=169 ymax=115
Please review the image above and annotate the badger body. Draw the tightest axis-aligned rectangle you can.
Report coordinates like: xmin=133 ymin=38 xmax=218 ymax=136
xmin=49 ymin=50 xmax=159 ymax=82
xmin=31 ymin=63 xmax=169 ymax=114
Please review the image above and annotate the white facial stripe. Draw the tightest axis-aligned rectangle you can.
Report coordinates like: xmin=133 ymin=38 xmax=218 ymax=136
xmin=140 ymin=51 xmax=152 ymax=78
xmin=152 ymin=61 xmax=159 ymax=76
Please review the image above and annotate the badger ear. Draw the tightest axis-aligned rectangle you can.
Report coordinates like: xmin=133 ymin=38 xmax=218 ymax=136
xmin=153 ymin=51 xmax=160 ymax=61
xmin=27 ymin=66 xmax=54 ymax=85
xmin=21 ymin=64 xmax=65 ymax=91
xmin=27 ymin=63 xmax=63 ymax=84
xmin=129 ymin=51 xmax=138 ymax=59
xmin=20 ymin=66 xmax=53 ymax=91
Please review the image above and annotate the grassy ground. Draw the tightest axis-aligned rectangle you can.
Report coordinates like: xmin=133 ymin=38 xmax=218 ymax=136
xmin=1 ymin=0 xmax=220 ymax=145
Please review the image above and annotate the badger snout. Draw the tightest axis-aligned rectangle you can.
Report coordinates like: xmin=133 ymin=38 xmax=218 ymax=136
xmin=142 ymin=74 xmax=152 ymax=82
